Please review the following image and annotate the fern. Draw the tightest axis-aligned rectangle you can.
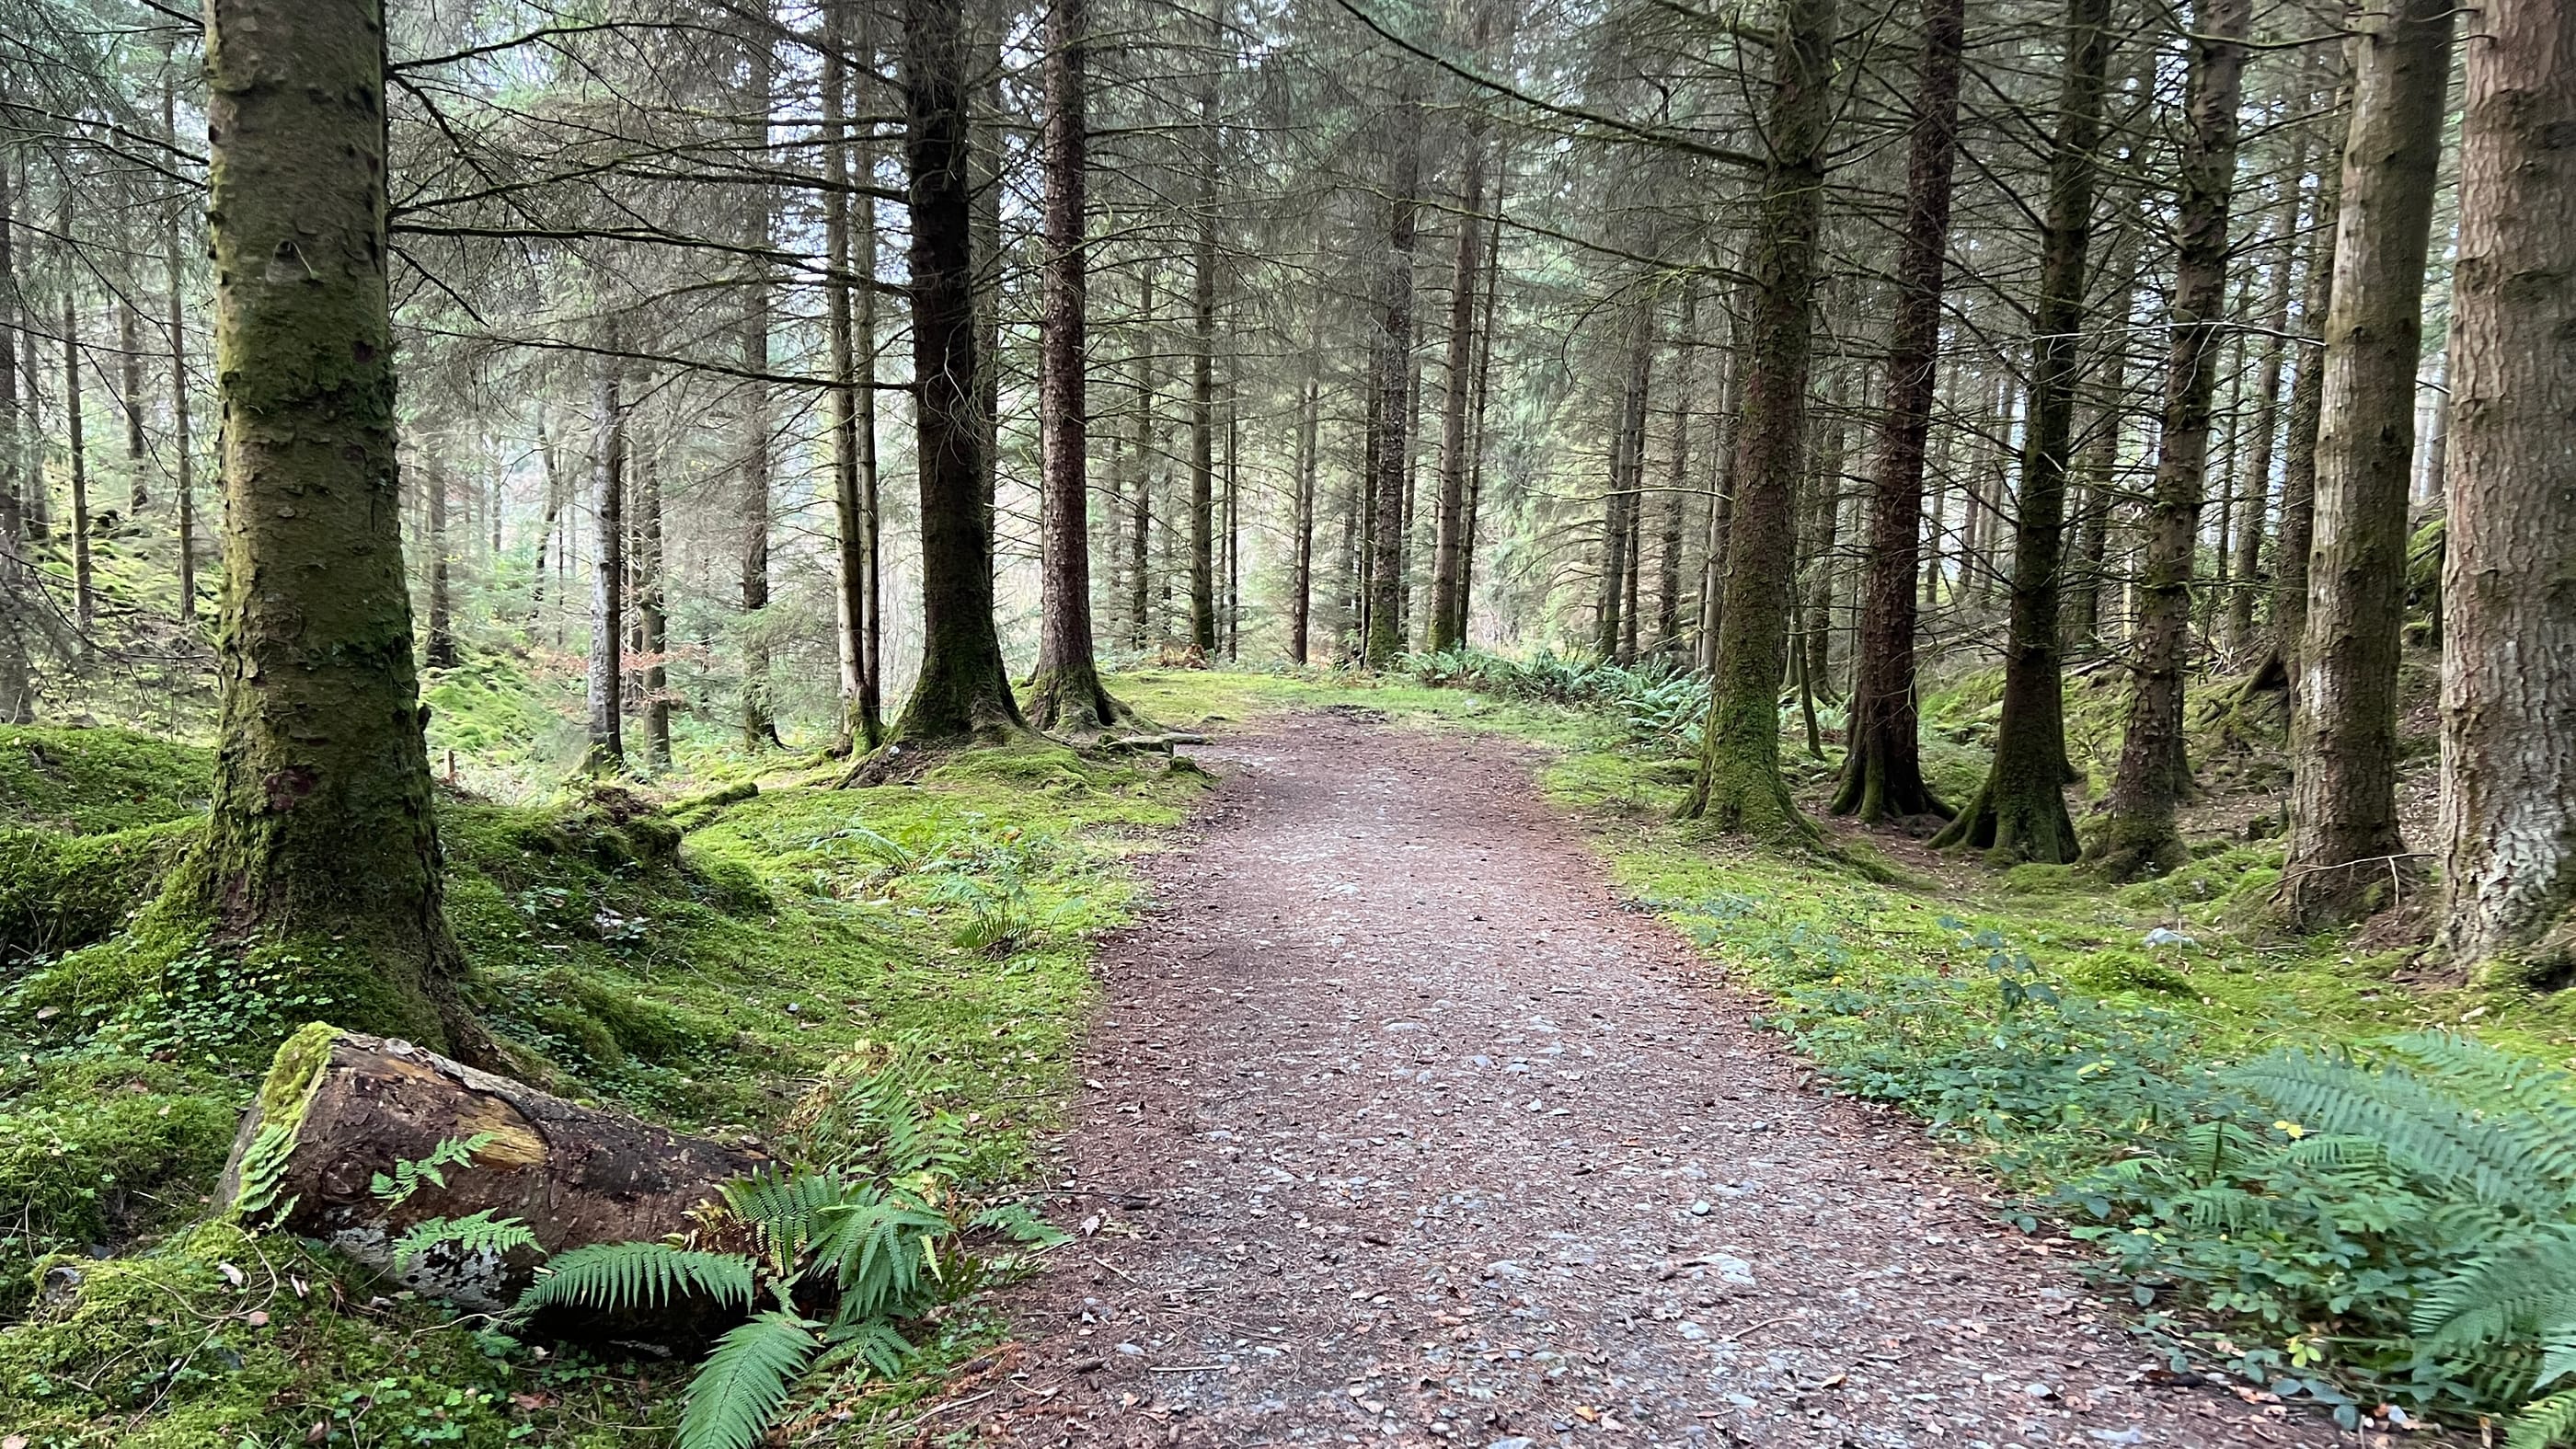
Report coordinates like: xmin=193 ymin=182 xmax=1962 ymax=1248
xmin=517 ymin=1244 xmax=757 ymax=1315
xmin=818 ymin=1319 xmax=914 ymax=1380
xmin=810 ymin=1188 xmax=951 ymax=1321
xmin=391 ymin=1210 xmax=541 ymax=1271
xmin=676 ymin=1310 xmax=820 ymax=1449
xmin=371 ymin=1132 xmax=500 ymax=1208
xmin=2513 ymin=1389 xmax=2576 ymax=1449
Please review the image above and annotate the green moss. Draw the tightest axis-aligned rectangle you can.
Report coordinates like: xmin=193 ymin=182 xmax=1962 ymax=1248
xmin=0 ymin=726 xmax=213 ymax=834
xmin=0 ymin=818 xmax=198 ymax=965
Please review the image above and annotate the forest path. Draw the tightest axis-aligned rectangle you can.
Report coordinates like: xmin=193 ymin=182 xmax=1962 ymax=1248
xmin=954 ymin=712 xmax=2345 ymax=1449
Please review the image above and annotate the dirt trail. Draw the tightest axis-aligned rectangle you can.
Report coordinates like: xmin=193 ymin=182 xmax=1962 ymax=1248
xmin=958 ymin=714 xmax=2349 ymax=1448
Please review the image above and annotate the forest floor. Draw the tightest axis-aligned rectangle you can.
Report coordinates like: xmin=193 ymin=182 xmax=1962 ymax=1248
xmin=950 ymin=709 xmax=2351 ymax=1449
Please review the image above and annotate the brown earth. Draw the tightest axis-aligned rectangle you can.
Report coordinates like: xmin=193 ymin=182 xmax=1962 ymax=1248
xmin=947 ymin=712 xmax=2370 ymax=1449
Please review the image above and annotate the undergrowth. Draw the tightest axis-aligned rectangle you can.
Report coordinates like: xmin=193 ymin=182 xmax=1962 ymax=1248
xmin=0 ymin=709 xmax=1203 ymax=1446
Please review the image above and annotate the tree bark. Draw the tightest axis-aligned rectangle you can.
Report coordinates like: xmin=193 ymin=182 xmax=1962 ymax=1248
xmin=1363 ymin=96 xmax=1421 ymax=669
xmin=0 ymin=155 xmax=29 ymax=720
xmin=1832 ymin=0 xmax=1963 ymax=826
xmin=2261 ymin=128 xmax=2341 ymax=693
xmin=166 ymin=62 xmax=197 ymax=624
xmin=1595 ymin=306 xmax=1652 ymax=661
xmin=1683 ymin=0 xmax=1836 ymax=834
xmin=1027 ymin=0 xmax=1131 ymax=733
xmin=425 ymin=465 xmax=455 ymax=669
xmin=2434 ymin=0 xmax=2576 ymax=977
xmin=1428 ymin=120 xmax=1488 ymax=655
xmin=1187 ymin=70 xmax=1220 ymax=658
xmin=1457 ymin=163 xmax=1504 ymax=648
xmin=1289 ymin=315 xmax=1320 ymax=663
xmin=637 ymin=434 xmax=670 ymax=770
xmin=63 ymin=291 xmax=92 ymax=635
xmin=1931 ymin=0 xmax=2110 ymax=864
xmin=1129 ymin=268 xmax=1155 ymax=649
xmin=582 ymin=328 xmax=626 ymax=775
xmin=739 ymin=17 xmax=781 ymax=752
xmin=2088 ymin=0 xmax=2248 ymax=881
xmin=2278 ymin=0 xmax=2455 ymax=927
xmin=872 ymin=0 xmax=1029 ymax=754
xmin=201 ymin=0 xmax=473 ymax=1051
xmin=217 ymin=1029 xmax=764 ymax=1313
xmin=822 ymin=0 xmax=878 ymax=754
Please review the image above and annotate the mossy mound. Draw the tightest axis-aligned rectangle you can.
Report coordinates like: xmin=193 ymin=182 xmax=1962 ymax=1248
xmin=0 ymin=725 xmax=213 ymax=834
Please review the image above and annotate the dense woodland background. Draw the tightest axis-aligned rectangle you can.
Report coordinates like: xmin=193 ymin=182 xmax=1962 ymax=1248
xmin=0 ymin=0 xmax=2572 ymax=1443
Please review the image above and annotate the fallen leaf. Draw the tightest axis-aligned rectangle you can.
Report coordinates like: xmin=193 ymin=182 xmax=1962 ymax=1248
xmin=217 ymin=1261 xmax=245 ymax=1288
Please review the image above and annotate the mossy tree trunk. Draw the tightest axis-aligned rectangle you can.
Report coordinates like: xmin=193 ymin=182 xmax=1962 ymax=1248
xmin=1363 ymin=96 xmax=1420 ymax=670
xmin=1026 ymin=0 xmax=1131 ymax=734
xmin=877 ymin=0 xmax=1029 ymax=752
xmin=164 ymin=66 xmax=198 ymax=625
xmin=2089 ymin=0 xmax=2248 ymax=882
xmin=1929 ymin=0 xmax=2110 ymax=865
xmin=201 ymin=0 xmax=473 ymax=1050
xmin=1832 ymin=0 xmax=1962 ymax=826
xmin=2278 ymin=0 xmax=2454 ymax=927
xmin=821 ymin=0 xmax=877 ymax=755
xmin=1681 ymin=0 xmax=1836 ymax=838
xmin=2435 ymin=0 xmax=2576 ymax=979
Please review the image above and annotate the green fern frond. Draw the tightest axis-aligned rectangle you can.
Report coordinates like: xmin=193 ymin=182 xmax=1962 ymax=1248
xmin=2510 ymin=1386 xmax=2576 ymax=1449
xmin=2233 ymin=1050 xmax=2559 ymax=1212
xmin=2385 ymin=1034 xmax=2576 ymax=1196
xmin=392 ymin=1210 xmax=541 ymax=1271
xmin=812 ymin=1190 xmax=951 ymax=1320
xmin=818 ymin=1319 xmax=914 ymax=1380
xmin=969 ymin=1201 xmax=1069 ymax=1247
xmin=516 ymin=1244 xmax=757 ymax=1316
xmin=2417 ymin=1225 xmax=2576 ymax=1351
xmin=676 ymin=1310 xmax=820 ymax=1449
xmin=722 ymin=1167 xmax=861 ymax=1273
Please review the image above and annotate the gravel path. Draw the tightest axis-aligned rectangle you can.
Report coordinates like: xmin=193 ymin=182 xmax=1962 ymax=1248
xmin=955 ymin=714 xmax=2355 ymax=1448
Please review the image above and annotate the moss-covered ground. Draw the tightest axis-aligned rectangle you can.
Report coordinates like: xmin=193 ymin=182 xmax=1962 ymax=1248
xmin=0 ymin=701 xmax=1203 ymax=1446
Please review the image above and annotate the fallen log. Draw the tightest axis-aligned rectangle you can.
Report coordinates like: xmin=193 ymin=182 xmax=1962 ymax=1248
xmin=216 ymin=1024 xmax=765 ymax=1312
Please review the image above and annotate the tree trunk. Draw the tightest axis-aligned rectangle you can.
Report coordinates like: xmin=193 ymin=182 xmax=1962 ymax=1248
xmin=1653 ymin=286 xmax=1698 ymax=658
xmin=873 ymin=0 xmax=1029 ymax=753
xmin=1290 ymin=316 xmax=1320 ymax=663
xmin=2434 ymin=0 xmax=2576 ymax=978
xmin=637 ymin=436 xmax=670 ymax=770
xmin=201 ymin=0 xmax=475 ymax=1052
xmin=1931 ymin=0 xmax=2110 ymax=864
xmin=1129 ymin=268 xmax=1154 ymax=650
xmin=1224 ymin=354 xmax=1240 ymax=659
xmin=0 ymin=154 xmax=29 ymax=720
xmin=63 ymin=291 xmax=92 ymax=635
xmin=1832 ymin=0 xmax=1962 ymax=825
xmin=1428 ymin=122 xmax=1487 ymax=655
xmin=2230 ymin=158 xmax=2305 ymax=656
xmin=2279 ymin=0 xmax=2455 ymax=927
xmin=1800 ymin=398 xmax=1846 ymax=705
xmin=1363 ymin=96 xmax=1420 ymax=669
xmin=2262 ymin=126 xmax=2341 ymax=693
xmin=166 ymin=66 xmax=196 ymax=624
xmin=425 ymin=465 xmax=455 ymax=669
xmin=1027 ymin=0 xmax=1131 ymax=733
xmin=855 ymin=2 xmax=885 ymax=749
xmin=1187 ymin=72 xmax=1220 ymax=658
xmin=2089 ymin=0 xmax=2248 ymax=881
xmin=822 ymin=0 xmax=877 ymax=753
xmin=1458 ymin=165 xmax=1504 ymax=648
xmin=582 ymin=329 xmax=626 ymax=775
xmin=1696 ymin=284 xmax=1750 ymax=672
xmin=1683 ymin=0 xmax=1836 ymax=834
xmin=216 ymin=1029 xmax=764 ymax=1314
xmin=1596 ymin=307 xmax=1651 ymax=661
xmin=739 ymin=18 xmax=781 ymax=752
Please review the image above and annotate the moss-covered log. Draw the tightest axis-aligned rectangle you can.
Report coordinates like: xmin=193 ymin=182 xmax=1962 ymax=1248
xmin=216 ymin=1026 xmax=765 ymax=1313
